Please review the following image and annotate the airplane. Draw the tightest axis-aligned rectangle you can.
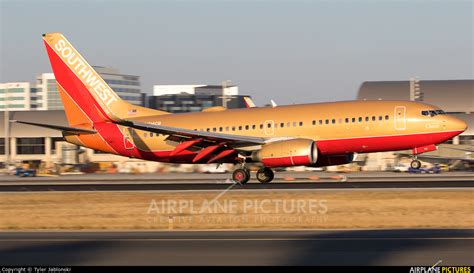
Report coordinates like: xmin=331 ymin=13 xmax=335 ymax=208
xmin=13 ymin=33 xmax=468 ymax=184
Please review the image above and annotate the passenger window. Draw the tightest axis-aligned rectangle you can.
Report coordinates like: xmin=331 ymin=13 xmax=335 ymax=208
xmin=299 ymin=121 xmax=303 ymax=126
xmin=293 ymin=122 xmax=297 ymax=127
xmin=252 ymin=125 xmax=256 ymax=130
xmin=312 ymin=120 xmax=316 ymax=125
xmin=238 ymin=126 xmax=242 ymax=130
xmin=267 ymin=123 xmax=272 ymax=128
xmin=232 ymin=127 xmax=235 ymax=131
xmin=352 ymin=118 xmax=356 ymax=123
xmin=281 ymin=122 xmax=285 ymax=128
xmin=325 ymin=119 xmax=329 ymax=124
xmin=345 ymin=118 xmax=349 ymax=123
xmin=372 ymin=116 xmax=376 ymax=121
xmin=385 ymin=115 xmax=389 ymax=120
xmin=365 ymin=117 xmax=369 ymax=122
xmin=219 ymin=127 xmax=223 ymax=132
xmin=225 ymin=126 xmax=229 ymax=131
xmin=319 ymin=120 xmax=323 ymax=125
xmin=260 ymin=124 xmax=263 ymax=129
xmin=206 ymin=128 xmax=210 ymax=132
xmin=379 ymin=116 xmax=382 ymax=121
xmin=358 ymin=117 xmax=362 ymax=122
xmin=331 ymin=119 xmax=336 ymax=124
xmin=245 ymin=125 xmax=249 ymax=130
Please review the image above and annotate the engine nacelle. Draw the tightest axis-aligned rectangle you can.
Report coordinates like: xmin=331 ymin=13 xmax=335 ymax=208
xmin=312 ymin=153 xmax=355 ymax=167
xmin=252 ymin=139 xmax=318 ymax=168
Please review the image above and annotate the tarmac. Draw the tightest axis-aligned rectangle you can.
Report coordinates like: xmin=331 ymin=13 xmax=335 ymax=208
xmin=1 ymin=229 xmax=472 ymax=265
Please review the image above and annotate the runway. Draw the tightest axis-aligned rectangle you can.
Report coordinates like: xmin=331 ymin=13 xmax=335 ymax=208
xmin=1 ymin=229 xmax=472 ymax=265
xmin=0 ymin=180 xmax=473 ymax=192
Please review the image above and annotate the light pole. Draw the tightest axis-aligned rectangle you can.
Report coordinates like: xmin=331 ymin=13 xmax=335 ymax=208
xmin=4 ymin=83 xmax=10 ymax=171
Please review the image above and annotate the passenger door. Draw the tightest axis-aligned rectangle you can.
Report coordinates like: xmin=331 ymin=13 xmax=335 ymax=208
xmin=264 ymin=120 xmax=275 ymax=136
xmin=394 ymin=106 xmax=406 ymax=130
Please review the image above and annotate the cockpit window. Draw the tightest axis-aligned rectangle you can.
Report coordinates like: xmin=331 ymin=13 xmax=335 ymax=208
xmin=421 ymin=110 xmax=446 ymax=117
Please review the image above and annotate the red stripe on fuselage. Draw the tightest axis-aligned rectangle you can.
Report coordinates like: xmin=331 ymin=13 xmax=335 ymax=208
xmin=316 ymin=130 xmax=462 ymax=155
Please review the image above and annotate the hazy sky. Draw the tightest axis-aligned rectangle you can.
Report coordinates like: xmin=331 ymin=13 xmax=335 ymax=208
xmin=1 ymin=0 xmax=472 ymax=105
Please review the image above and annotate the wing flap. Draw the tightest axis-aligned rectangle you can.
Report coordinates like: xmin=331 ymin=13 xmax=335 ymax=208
xmin=120 ymin=120 xmax=266 ymax=147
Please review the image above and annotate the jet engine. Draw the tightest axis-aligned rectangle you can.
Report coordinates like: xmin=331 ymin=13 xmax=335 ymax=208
xmin=312 ymin=153 xmax=355 ymax=167
xmin=251 ymin=139 xmax=318 ymax=168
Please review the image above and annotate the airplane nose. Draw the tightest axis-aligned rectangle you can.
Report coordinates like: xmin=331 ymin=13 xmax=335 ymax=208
xmin=452 ymin=117 xmax=467 ymax=132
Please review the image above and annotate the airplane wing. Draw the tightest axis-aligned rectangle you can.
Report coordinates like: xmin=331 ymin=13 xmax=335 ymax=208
xmin=120 ymin=120 xmax=266 ymax=150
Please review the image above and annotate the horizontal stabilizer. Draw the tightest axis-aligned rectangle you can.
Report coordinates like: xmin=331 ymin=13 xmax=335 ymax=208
xmin=11 ymin=120 xmax=96 ymax=134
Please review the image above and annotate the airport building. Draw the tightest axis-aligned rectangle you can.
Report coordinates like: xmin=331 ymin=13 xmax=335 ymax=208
xmin=33 ymin=73 xmax=60 ymax=110
xmin=93 ymin=66 xmax=142 ymax=106
xmin=0 ymin=82 xmax=33 ymax=111
xmin=153 ymin=84 xmax=239 ymax=96
xmin=149 ymin=84 xmax=248 ymax=113
xmin=1 ymin=67 xmax=143 ymax=112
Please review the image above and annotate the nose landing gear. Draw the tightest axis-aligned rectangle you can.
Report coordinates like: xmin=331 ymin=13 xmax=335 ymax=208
xmin=410 ymin=156 xmax=422 ymax=169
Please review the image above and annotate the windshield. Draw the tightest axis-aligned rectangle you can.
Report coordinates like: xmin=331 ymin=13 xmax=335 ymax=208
xmin=421 ymin=110 xmax=446 ymax=117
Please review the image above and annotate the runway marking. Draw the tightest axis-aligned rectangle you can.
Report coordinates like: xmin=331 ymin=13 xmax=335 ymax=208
xmin=0 ymin=237 xmax=473 ymax=242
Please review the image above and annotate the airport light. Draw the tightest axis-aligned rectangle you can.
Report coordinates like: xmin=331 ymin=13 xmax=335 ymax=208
xmin=3 ymin=83 xmax=10 ymax=171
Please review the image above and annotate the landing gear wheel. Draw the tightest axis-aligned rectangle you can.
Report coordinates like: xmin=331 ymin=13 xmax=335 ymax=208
xmin=410 ymin=160 xmax=422 ymax=169
xmin=256 ymin=167 xmax=274 ymax=183
xmin=232 ymin=168 xmax=250 ymax=184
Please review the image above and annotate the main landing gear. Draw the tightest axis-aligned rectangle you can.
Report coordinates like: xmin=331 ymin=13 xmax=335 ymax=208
xmin=232 ymin=168 xmax=250 ymax=184
xmin=256 ymin=167 xmax=274 ymax=183
xmin=232 ymin=167 xmax=275 ymax=184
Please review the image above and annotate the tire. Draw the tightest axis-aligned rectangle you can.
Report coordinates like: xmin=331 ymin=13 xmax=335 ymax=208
xmin=410 ymin=160 xmax=421 ymax=169
xmin=232 ymin=168 xmax=250 ymax=184
xmin=256 ymin=167 xmax=274 ymax=183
